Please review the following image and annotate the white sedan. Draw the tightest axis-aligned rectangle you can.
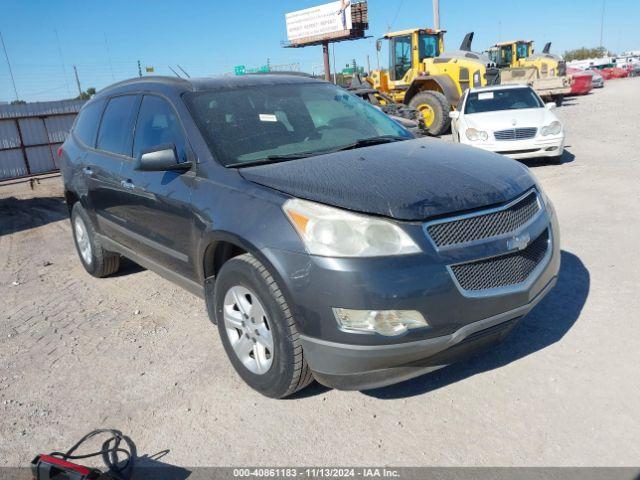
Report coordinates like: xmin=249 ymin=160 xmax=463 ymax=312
xmin=449 ymin=85 xmax=565 ymax=161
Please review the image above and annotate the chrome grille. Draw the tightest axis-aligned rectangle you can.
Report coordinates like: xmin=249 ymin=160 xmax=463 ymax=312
xmin=427 ymin=190 xmax=541 ymax=248
xmin=494 ymin=128 xmax=537 ymax=141
xmin=451 ymin=229 xmax=549 ymax=291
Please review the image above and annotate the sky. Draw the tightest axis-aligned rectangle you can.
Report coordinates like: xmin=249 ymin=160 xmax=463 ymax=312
xmin=1 ymin=0 xmax=638 ymax=102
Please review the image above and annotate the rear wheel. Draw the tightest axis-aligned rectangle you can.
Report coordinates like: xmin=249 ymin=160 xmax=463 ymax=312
xmin=71 ymin=203 xmax=120 ymax=277
xmin=552 ymin=94 xmax=564 ymax=106
xmin=408 ymin=91 xmax=450 ymax=136
xmin=213 ymin=253 xmax=313 ymax=398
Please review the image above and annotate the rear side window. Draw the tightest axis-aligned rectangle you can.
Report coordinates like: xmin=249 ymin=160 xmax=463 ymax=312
xmin=73 ymin=100 xmax=104 ymax=147
xmin=133 ymin=95 xmax=186 ymax=160
xmin=96 ymin=95 xmax=139 ymax=156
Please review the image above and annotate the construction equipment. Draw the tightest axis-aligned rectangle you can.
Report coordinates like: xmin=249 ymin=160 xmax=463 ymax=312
xmin=487 ymin=41 xmax=570 ymax=104
xmin=366 ymin=29 xmax=498 ymax=136
xmin=348 ymin=74 xmax=427 ymax=136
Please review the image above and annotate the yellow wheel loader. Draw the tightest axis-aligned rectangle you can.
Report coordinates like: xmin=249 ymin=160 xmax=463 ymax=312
xmin=487 ymin=41 xmax=570 ymax=105
xmin=366 ymin=30 xmax=498 ymax=136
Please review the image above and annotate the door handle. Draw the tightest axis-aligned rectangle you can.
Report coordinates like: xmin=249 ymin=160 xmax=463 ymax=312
xmin=82 ymin=167 xmax=93 ymax=175
xmin=120 ymin=179 xmax=135 ymax=190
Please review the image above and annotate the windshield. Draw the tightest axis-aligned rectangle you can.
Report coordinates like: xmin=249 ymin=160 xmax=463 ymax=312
xmin=184 ymin=82 xmax=411 ymax=167
xmin=418 ymin=33 xmax=440 ymax=60
xmin=464 ymin=88 xmax=544 ymax=114
xmin=516 ymin=43 xmax=530 ymax=60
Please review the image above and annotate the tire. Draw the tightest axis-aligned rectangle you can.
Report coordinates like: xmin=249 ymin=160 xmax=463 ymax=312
xmin=213 ymin=253 xmax=313 ymax=398
xmin=71 ymin=202 xmax=120 ymax=277
xmin=408 ymin=91 xmax=451 ymax=136
xmin=552 ymin=94 xmax=564 ymax=107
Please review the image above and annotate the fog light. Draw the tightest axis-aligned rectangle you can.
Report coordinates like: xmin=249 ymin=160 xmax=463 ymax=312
xmin=332 ymin=308 xmax=428 ymax=336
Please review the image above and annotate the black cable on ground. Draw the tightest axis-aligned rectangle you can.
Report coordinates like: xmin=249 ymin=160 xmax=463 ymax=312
xmin=49 ymin=429 xmax=135 ymax=480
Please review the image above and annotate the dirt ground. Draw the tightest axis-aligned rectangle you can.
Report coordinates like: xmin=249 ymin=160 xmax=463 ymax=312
xmin=1 ymin=78 xmax=639 ymax=469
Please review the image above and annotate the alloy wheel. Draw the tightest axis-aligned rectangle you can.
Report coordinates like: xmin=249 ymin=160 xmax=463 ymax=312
xmin=223 ymin=285 xmax=274 ymax=375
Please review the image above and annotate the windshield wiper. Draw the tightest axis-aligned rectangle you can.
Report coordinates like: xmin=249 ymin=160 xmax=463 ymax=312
xmin=228 ymin=135 xmax=409 ymax=168
xmin=228 ymin=152 xmax=317 ymax=168
xmin=331 ymin=135 xmax=409 ymax=152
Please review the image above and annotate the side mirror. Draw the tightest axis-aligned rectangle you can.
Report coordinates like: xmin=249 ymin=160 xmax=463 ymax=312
xmin=135 ymin=144 xmax=191 ymax=171
xmin=449 ymin=111 xmax=461 ymax=120
xmin=545 ymin=102 xmax=557 ymax=110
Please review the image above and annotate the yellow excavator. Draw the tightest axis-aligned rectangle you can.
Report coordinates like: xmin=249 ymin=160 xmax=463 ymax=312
xmin=487 ymin=41 xmax=570 ymax=104
xmin=366 ymin=29 xmax=498 ymax=135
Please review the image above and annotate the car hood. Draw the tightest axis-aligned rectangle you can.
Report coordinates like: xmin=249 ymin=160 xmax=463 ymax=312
xmin=238 ymin=138 xmax=535 ymax=221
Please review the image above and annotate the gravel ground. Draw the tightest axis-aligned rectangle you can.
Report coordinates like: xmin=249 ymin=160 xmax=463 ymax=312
xmin=1 ymin=77 xmax=639 ymax=468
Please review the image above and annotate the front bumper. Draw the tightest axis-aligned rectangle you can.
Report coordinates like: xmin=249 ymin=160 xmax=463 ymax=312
xmin=301 ymin=277 xmax=556 ymax=390
xmin=463 ymin=135 xmax=565 ymax=160
xmin=263 ymin=194 xmax=560 ymax=390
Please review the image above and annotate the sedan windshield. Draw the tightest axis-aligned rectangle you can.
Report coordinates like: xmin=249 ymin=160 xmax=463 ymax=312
xmin=465 ymin=88 xmax=544 ymax=114
xmin=184 ymin=82 xmax=412 ymax=167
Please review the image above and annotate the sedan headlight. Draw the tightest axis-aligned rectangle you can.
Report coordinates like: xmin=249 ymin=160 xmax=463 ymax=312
xmin=465 ymin=128 xmax=489 ymax=141
xmin=541 ymin=121 xmax=562 ymax=136
xmin=283 ymin=198 xmax=420 ymax=257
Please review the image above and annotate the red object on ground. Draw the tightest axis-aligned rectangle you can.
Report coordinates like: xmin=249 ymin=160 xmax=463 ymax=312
xmin=566 ymin=69 xmax=593 ymax=95
xmin=600 ymin=67 xmax=628 ymax=79
xmin=597 ymin=69 xmax=614 ymax=80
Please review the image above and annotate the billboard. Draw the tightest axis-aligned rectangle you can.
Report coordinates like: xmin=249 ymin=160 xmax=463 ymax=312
xmin=286 ymin=1 xmax=353 ymax=44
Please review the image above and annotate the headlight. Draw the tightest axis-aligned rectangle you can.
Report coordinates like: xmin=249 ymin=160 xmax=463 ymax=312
xmin=541 ymin=121 xmax=562 ymax=136
xmin=333 ymin=308 xmax=429 ymax=336
xmin=283 ymin=198 xmax=420 ymax=257
xmin=465 ymin=128 xmax=488 ymax=141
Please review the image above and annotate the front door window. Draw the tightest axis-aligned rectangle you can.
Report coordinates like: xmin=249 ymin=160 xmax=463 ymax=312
xmin=390 ymin=35 xmax=412 ymax=81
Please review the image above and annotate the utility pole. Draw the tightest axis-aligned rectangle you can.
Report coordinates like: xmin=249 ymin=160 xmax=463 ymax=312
xmin=432 ymin=0 xmax=440 ymax=30
xmin=366 ymin=54 xmax=371 ymax=74
xmin=599 ymin=0 xmax=606 ymax=48
xmin=332 ymin=43 xmax=337 ymax=84
xmin=322 ymin=42 xmax=331 ymax=82
xmin=0 ymin=31 xmax=19 ymax=102
xmin=73 ymin=65 xmax=82 ymax=98
xmin=137 ymin=60 xmax=143 ymax=77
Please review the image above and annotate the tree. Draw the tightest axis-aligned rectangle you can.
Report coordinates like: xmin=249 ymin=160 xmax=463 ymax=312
xmin=563 ymin=47 xmax=610 ymax=62
xmin=75 ymin=87 xmax=96 ymax=100
xmin=10 ymin=99 xmax=26 ymax=105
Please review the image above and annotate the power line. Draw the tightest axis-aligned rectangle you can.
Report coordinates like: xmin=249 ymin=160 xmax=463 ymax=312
xmin=104 ymin=32 xmax=116 ymax=81
xmin=53 ymin=29 xmax=72 ymax=97
xmin=0 ymin=30 xmax=20 ymax=101
xmin=388 ymin=0 xmax=404 ymax=32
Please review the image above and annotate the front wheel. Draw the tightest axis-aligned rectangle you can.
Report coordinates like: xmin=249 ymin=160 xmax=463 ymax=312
xmin=71 ymin=202 xmax=120 ymax=277
xmin=213 ymin=254 xmax=313 ymax=398
xmin=408 ymin=91 xmax=451 ymax=136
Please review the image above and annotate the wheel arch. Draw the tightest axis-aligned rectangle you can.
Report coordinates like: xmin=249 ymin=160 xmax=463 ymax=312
xmin=63 ymin=189 xmax=80 ymax=213
xmin=200 ymin=231 xmax=298 ymax=327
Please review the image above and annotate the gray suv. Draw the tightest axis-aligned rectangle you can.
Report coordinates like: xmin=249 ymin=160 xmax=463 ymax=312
xmin=59 ymin=75 xmax=560 ymax=398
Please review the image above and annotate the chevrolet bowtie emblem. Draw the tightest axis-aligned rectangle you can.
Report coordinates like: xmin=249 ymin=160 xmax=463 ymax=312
xmin=508 ymin=232 xmax=530 ymax=251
